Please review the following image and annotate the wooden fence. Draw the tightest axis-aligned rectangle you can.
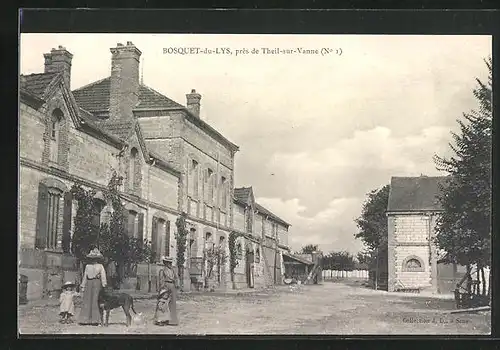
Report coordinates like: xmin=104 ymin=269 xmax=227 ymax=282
xmin=322 ymin=269 xmax=369 ymax=280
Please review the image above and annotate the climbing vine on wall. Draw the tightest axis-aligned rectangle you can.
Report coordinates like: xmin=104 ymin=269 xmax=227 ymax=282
xmin=175 ymin=212 xmax=188 ymax=286
xmin=228 ymin=231 xmax=241 ymax=279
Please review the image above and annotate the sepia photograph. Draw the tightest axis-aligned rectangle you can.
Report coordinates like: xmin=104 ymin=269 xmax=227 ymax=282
xmin=18 ymin=33 xmax=492 ymax=335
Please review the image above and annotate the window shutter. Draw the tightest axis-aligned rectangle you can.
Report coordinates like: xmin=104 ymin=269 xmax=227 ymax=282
xmin=164 ymin=221 xmax=170 ymax=256
xmin=137 ymin=212 xmax=144 ymax=244
xmin=61 ymin=191 xmax=72 ymax=254
xmin=151 ymin=217 xmax=158 ymax=260
xmin=35 ymin=182 xmax=49 ymax=249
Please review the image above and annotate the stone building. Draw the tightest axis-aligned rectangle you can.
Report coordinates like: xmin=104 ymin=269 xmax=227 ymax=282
xmin=19 ymin=41 xmax=290 ymax=300
xmin=231 ymin=187 xmax=291 ymax=289
xmin=386 ymin=176 xmax=466 ymax=294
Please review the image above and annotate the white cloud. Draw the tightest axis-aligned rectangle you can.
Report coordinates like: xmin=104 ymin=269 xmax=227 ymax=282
xmin=270 ymin=126 xmax=451 ymax=176
xmin=257 ymin=126 xmax=455 ymax=254
xmin=257 ymin=196 xmax=364 ymax=254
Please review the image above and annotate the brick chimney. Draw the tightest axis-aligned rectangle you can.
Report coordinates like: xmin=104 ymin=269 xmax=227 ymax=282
xmin=44 ymin=45 xmax=73 ymax=89
xmin=186 ymin=89 xmax=202 ymax=117
xmin=109 ymin=41 xmax=142 ymax=120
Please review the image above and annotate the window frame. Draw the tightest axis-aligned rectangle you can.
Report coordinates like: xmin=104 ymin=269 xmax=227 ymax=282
xmin=46 ymin=187 xmax=63 ymax=250
xmin=402 ymin=255 xmax=425 ymax=272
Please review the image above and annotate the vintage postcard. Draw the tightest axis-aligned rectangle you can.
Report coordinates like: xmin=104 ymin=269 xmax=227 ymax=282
xmin=18 ymin=33 xmax=492 ymax=335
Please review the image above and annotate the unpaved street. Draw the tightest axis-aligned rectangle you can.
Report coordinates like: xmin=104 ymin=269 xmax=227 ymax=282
xmin=18 ymin=282 xmax=490 ymax=335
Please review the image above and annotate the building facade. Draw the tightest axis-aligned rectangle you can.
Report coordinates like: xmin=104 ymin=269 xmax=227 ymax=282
xmin=19 ymin=42 xmax=290 ymax=300
xmin=231 ymin=187 xmax=291 ymax=289
xmin=386 ymin=176 xmax=465 ymax=294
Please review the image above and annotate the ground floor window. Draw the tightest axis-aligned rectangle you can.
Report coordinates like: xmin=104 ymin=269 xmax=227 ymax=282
xmin=46 ymin=188 xmax=62 ymax=249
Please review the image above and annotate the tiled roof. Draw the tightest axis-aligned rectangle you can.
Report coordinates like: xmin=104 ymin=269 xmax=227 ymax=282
xmin=255 ymin=203 xmax=291 ymax=227
xmin=283 ymin=252 xmax=314 ymax=266
xmin=136 ymin=85 xmax=184 ymax=109
xmin=72 ymin=78 xmax=111 ymax=112
xmin=234 ymin=187 xmax=252 ymax=205
xmin=387 ymin=176 xmax=450 ymax=212
xmin=20 ymin=72 xmax=59 ymax=98
xmin=72 ymin=77 xmax=183 ymax=112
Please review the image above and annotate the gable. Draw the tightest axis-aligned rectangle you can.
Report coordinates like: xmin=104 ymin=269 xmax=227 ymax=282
xmin=38 ymin=73 xmax=81 ymax=129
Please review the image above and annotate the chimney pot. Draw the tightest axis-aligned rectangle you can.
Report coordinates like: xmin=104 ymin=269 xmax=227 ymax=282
xmin=109 ymin=42 xmax=142 ymax=121
xmin=44 ymin=45 xmax=73 ymax=89
xmin=186 ymin=89 xmax=202 ymax=118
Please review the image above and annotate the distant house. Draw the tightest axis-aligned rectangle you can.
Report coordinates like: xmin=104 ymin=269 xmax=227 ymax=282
xmin=387 ymin=176 xmax=466 ymax=294
xmin=232 ymin=186 xmax=291 ymax=289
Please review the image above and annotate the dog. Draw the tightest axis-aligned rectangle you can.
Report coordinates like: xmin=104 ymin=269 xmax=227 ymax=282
xmin=98 ymin=287 xmax=137 ymax=327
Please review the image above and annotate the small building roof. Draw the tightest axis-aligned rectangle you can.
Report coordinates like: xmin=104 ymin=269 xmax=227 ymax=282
xmin=387 ymin=176 xmax=450 ymax=213
xmin=283 ymin=252 xmax=315 ymax=266
xmin=234 ymin=187 xmax=291 ymax=227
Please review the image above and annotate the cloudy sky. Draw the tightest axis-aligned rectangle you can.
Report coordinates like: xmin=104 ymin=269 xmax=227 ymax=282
xmin=20 ymin=34 xmax=491 ymax=255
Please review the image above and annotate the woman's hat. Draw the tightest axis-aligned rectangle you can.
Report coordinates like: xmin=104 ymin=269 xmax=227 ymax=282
xmin=62 ymin=281 xmax=76 ymax=289
xmin=86 ymin=248 xmax=104 ymax=259
xmin=161 ymin=256 xmax=173 ymax=263
xmin=158 ymin=289 xmax=170 ymax=297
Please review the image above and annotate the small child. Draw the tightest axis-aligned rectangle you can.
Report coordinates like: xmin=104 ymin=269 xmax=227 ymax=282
xmin=154 ymin=288 xmax=172 ymax=326
xmin=59 ymin=281 xmax=78 ymax=324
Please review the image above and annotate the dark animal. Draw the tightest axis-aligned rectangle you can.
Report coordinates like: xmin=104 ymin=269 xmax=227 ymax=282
xmin=98 ymin=287 xmax=137 ymax=327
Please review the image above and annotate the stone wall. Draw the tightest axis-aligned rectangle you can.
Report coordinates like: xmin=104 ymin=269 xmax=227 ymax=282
xmin=388 ymin=213 xmax=435 ymax=291
xmin=19 ymin=93 xmax=182 ymax=299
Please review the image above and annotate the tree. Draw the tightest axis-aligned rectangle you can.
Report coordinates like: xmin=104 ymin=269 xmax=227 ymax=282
xmin=70 ymin=185 xmax=98 ymax=266
xmin=300 ymin=244 xmax=319 ymax=254
xmin=323 ymin=251 xmax=356 ymax=271
xmin=175 ymin=212 xmax=188 ymax=289
xmin=71 ymin=171 xmax=152 ymax=288
xmin=354 ymin=184 xmax=390 ymax=290
xmin=228 ymin=231 xmax=241 ymax=286
xmin=433 ymin=57 xmax=492 ymax=296
xmin=204 ymin=245 xmax=228 ymax=291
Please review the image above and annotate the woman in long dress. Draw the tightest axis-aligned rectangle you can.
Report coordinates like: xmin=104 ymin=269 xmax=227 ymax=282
xmin=78 ymin=248 xmax=107 ymax=325
xmin=156 ymin=256 xmax=179 ymax=326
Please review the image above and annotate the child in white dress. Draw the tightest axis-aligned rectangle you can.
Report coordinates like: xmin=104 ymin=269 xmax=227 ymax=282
xmin=59 ymin=281 xmax=79 ymax=323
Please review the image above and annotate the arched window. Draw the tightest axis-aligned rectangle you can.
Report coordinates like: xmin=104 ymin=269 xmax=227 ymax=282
xmin=129 ymin=148 xmax=138 ymax=191
xmin=220 ymin=176 xmax=227 ymax=209
xmin=190 ymin=160 xmax=199 ymax=197
xmin=255 ymin=247 xmax=260 ymax=263
xmin=49 ymin=109 xmax=63 ymax=163
xmin=205 ymin=168 xmax=214 ymax=202
xmin=402 ymin=256 xmax=425 ymax=272
xmin=219 ymin=235 xmax=225 ymax=247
